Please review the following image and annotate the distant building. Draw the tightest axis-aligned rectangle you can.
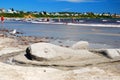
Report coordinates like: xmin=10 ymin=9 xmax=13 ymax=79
xmin=65 ymin=13 xmax=69 ymax=16
xmin=6 ymin=8 xmax=18 ymax=13
xmin=41 ymin=11 xmax=49 ymax=15
xmin=74 ymin=14 xmax=78 ymax=16
xmin=116 ymin=14 xmax=120 ymax=18
xmin=46 ymin=12 xmax=50 ymax=15
xmin=0 ymin=8 xmax=6 ymax=13
xmin=7 ymin=9 xmax=14 ymax=13
xmin=103 ymin=14 xmax=110 ymax=16
xmin=54 ymin=13 xmax=60 ymax=16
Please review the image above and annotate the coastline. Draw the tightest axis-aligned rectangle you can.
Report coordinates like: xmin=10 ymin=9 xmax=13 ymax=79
xmin=5 ymin=18 xmax=120 ymax=28
xmin=3 ymin=19 xmax=120 ymax=48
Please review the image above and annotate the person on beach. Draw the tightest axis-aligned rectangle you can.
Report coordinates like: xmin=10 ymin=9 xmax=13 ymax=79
xmin=1 ymin=16 xmax=4 ymax=24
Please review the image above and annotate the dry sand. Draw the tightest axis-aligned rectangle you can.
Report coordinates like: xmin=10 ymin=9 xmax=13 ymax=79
xmin=0 ymin=36 xmax=120 ymax=80
xmin=0 ymin=61 xmax=120 ymax=80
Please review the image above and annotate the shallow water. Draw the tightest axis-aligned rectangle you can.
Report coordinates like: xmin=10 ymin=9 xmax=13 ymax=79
xmin=1 ymin=19 xmax=120 ymax=48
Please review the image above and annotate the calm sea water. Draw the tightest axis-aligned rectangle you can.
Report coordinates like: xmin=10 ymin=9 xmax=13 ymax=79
xmin=1 ymin=18 xmax=120 ymax=48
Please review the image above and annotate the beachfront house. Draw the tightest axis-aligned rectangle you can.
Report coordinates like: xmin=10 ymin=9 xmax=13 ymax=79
xmin=0 ymin=8 xmax=6 ymax=13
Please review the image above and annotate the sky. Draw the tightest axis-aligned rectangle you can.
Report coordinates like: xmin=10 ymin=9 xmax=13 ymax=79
xmin=0 ymin=0 xmax=120 ymax=14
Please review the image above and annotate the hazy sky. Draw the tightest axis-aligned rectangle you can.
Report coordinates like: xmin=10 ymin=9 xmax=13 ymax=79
xmin=0 ymin=0 xmax=120 ymax=14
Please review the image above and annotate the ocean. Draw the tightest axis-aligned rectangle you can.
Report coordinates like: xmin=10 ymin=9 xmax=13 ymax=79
xmin=1 ymin=18 xmax=120 ymax=49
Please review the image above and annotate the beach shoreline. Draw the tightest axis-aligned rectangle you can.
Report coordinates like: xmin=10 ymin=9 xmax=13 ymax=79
xmin=2 ymin=19 xmax=120 ymax=49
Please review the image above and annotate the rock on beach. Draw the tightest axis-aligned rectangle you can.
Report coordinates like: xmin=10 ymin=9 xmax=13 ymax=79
xmin=72 ymin=41 xmax=89 ymax=50
xmin=103 ymin=49 xmax=120 ymax=59
xmin=26 ymin=42 xmax=92 ymax=60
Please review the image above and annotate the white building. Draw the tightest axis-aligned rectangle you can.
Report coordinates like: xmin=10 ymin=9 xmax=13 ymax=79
xmin=7 ymin=9 xmax=18 ymax=13
xmin=7 ymin=9 xmax=14 ymax=13
xmin=0 ymin=8 xmax=6 ymax=13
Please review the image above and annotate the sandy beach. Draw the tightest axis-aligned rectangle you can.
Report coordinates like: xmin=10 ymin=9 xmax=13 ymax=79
xmin=0 ymin=0 xmax=120 ymax=79
xmin=0 ymin=32 xmax=120 ymax=80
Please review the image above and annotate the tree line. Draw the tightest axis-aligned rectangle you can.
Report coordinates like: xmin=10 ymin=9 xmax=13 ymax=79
xmin=0 ymin=11 xmax=117 ymax=18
